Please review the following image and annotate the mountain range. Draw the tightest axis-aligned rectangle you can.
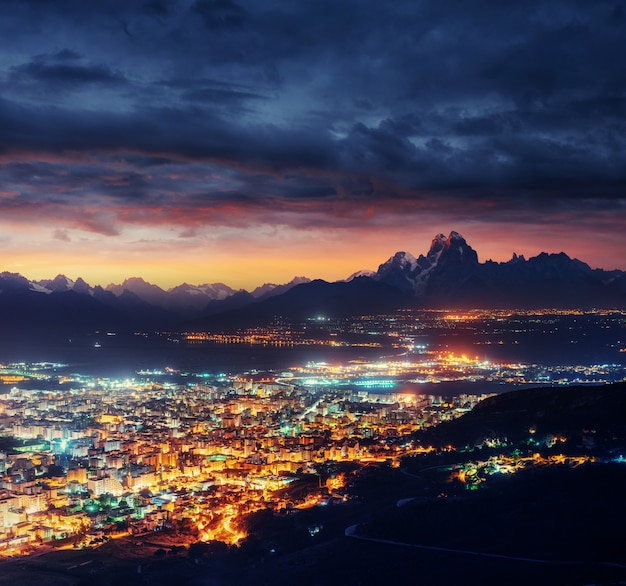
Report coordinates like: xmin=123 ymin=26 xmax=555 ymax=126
xmin=1 ymin=231 xmax=625 ymax=339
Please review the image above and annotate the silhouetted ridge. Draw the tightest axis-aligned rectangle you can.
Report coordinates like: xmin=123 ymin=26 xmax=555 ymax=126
xmin=416 ymin=382 xmax=626 ymax=448
xmin=194 ymin=278 xmax=412 ymax=329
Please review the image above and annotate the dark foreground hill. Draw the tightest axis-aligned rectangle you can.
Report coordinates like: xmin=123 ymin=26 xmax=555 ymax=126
xmin=416 ymin=382 xmax=626 ymax=449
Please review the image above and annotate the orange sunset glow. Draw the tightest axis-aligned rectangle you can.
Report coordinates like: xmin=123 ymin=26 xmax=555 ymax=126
xmin=1 ymin=216 xmax=623 ymax=290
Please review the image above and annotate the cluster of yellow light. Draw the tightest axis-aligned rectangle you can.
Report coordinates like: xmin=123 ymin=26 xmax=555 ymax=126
xmin=185 ymin=331 xmax=382 ymax=349
xmin=197 ymin=508 xmax=249 ymax=545
xmin=455 ymin=452 xmax=596 ymax=487
xmin=443 ymin=313 xmax=481 ymax=322
xmin=437 ymin=351 xmax=477 ymax=365
xmin=0 ymin=375 xmax=28 ymax=383
xmin=290 ymin=351 xmax=496 ymax=382
xmin=325 ymin=473 xmax=347 ymax=492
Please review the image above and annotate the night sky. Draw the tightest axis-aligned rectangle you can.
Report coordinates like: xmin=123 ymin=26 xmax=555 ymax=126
xmin=1 ymin=0 xmax=625 ymax=289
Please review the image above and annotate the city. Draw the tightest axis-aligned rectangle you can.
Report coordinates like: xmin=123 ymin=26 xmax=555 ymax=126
xmin=1 ymin=307 xmax=624 ymax=567
xmin=0 ymin=360 xmax=490 ymax=555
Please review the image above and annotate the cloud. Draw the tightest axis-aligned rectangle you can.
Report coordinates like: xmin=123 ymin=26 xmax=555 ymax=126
xmin=12 ymin=61 xmax=127 ymax=86
xmin=193 ymin=0 xmax=247 ymax=29
xmin=53 ymin=228 xmax=71 ymax=241
xmin=0 ymin=0 xmax=623 ymax=246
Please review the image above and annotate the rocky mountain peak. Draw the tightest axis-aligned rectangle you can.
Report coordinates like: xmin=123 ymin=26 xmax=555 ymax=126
xmin=432 ymin=231 xmax=479 ymax=265
xmin=427 ymin=233 xmax=448 ymax=258
xmin=73 ymin=277 xmax=92 ymax=295
xmin=47 ymin=274 xmax=74 ymax=291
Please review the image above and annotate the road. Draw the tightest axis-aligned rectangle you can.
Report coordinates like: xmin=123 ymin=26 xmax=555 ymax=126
xmin=344 ymin=524 xmax=626 ymax=569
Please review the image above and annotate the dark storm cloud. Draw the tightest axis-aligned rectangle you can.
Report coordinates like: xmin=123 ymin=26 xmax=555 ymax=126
xmin=12 ymin=61 xmax=127 ymax=86
xmin=193 ymin=0 xmax=247 ymax=29
xmin=0 ymin=94 xmax=336 ymax=171
xmin=159 ymin=78 xmax=267 ymax=113
xmin=0 ymin=0 xmax=625 ymax=229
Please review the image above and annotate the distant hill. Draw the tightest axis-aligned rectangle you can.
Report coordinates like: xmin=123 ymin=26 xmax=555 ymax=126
xmin=190 ymin=277 xmax=412 ymax=329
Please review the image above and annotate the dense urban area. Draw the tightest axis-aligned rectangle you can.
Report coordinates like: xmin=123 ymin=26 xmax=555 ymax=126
xmin=0 ymin=359 xmax=494 ymax=554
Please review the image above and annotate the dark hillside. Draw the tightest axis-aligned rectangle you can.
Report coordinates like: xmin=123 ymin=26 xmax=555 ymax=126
xmin=416 ymin=382 xmax=626 ymax=448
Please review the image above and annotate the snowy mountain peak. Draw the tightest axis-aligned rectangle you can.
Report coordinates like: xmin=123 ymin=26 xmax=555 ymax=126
xmin=345 ymin=269 xmax=376 ymax=281
xmin=378 ymin=251 xmax=418 ymax=272
xmin=372 ymin=231 xmax=480 ymax=294
xmin=251 ymin=276 xmax=311 ymax=299
xmin=45 ymin=274 xmax=75 ymax=292
xmin=168 ymin=282 xmax=236 ymax=300
xmin=375 ymin=251 xmax=422 ymax=293
xmin=289 ymin=276 xmax=311 ymax=286
xmin=35 ymin=274 xmax=94 ymax=295
xmin=250 ymin=283 xmax=277 ymax=298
